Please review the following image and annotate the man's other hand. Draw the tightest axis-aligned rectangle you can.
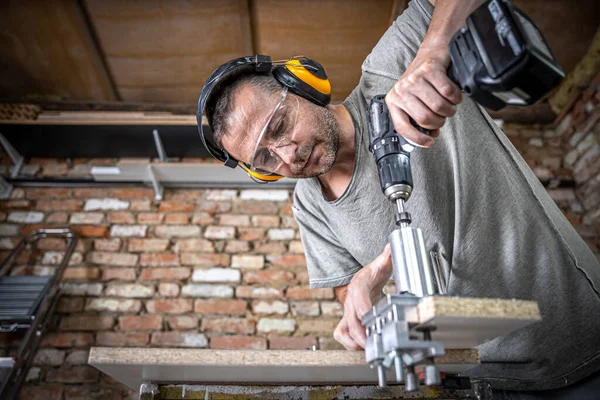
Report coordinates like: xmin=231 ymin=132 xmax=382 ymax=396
xmin=333 ymin=245 xmax=393 ymax=350
xmin=385 ymin=44 xmax=462 ymax=148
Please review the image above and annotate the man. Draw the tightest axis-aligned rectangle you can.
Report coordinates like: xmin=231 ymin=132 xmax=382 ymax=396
xmin=199 ymin=0 xmax=600 ymax=397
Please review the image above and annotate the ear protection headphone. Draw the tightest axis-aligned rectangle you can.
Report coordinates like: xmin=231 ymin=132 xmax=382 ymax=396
xmin=197 ymin=55 xmax=331 ymax=183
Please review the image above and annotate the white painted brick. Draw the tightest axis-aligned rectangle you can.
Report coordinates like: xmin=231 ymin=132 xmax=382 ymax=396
xmin=84 ymin=198 xmax=129 ymax=211
xmin=85 ymin=298 xmax=142 ymax=312
xmin=564 ymin=149 xmax=579 ymax=167
xmin=0 ymin=224 xmax=20 ymax=236
xmin=181 ymin=284 xmax=234 ymax=298
xmin=25 ymin=367 xmax=40 ymax=382
xmin=528 ymin=138 xmax=543 ymax=147
xmin=257 ymin=318 xmax=295 ymax=333
xmin=33 ymin=349 xmax=65 ymax=366
xmin=240 ymin=190 xmax=289 ymax=201
xmin=291 ymin=301 xmax=320 ymax=317
xmin=204 ymin=226 xmax=235 ymax=240
xmin=61 ymin=283 xmax=103 ymax=296
xmin=110 ymin=225 xmax=148 ymax=237
xmin=320 ymin=301 xmax=344 ymax=317
xmin=206 ymin=190 xmax=237 ymax=201
xmin=267 ymin=229 xmax=295 ymax=241
xmin=183 ymin=333 xmax=208 ymax=348
xmin=231 ymin=255 xmax=264 ymax=269
xmin=192 ymin=268 xmax=241 ymax=283
xmin=65 ymin=350 xmax=89 ymax=365
xmin=0 ymin=238 xmax=14 ymax=250
xmin=252 ymin=300 xmax=289 ymax=315
xmin=41 ymin=251 xmax=83 ymax=265
xmin=105 ymin=283 xmax=155 ymax=298
xmin=11 ymin=265 xmax=56 ymax=276
xmin=7 ymin=211 xmax=44 ymax=224
xmin=155 ymin=225 xmax=201 ymax=238
xmin=288 ymin=241 xmax=304 ymax=254
xmin=69 ymin=212 xmax=104 ymax=224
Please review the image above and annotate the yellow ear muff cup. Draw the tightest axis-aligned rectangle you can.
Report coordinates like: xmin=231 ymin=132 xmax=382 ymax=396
xmin=285 ymin=59 xmax=331 ymax=95
xmin=239 ymin=164 xmax=284 ymax=182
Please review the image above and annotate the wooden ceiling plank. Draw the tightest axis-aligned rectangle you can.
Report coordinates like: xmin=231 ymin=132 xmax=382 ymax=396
xmin=239 ymin=0 xmax=255 ymax=55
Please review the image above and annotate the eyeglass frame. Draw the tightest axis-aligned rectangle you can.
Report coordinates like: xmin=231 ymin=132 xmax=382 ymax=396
xmin=249 ymin=86 xmax=298 ymax=174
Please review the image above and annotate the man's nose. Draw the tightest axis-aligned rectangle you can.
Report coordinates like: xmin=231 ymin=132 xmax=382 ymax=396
xmin=270 ymin=142 xmax=297 ymax=165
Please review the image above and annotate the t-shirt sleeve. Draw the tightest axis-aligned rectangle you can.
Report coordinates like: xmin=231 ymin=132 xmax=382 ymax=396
xmin=292 ymin=190 xmax=362 ymax=289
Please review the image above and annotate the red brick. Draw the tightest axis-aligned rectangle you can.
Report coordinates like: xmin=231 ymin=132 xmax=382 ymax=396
xmin=19 ymin=385 xmax=63 ymax=400
xmin=158 ymin=282 xmax=180 ymax=297
xmin=267 ymin=255 xmax=306 ymax=267
xmin=243 ymin=270 xmax=295 ymax=284
xmin=119 ymin=314 xmax=163 ymax=331
xmin=109 ymin=188 xmax=154 ymax=198
xmin=25 ymin=188 xmax=71 ymax=199
xmin=46 ymin=212 xmax=69 ymax=223
xmin=164 ymin=189 xmax=205 ymax=200
xmin=140 ymin=267 xmax=191 ymax=281
xmin=197 ymin=201 xmax=232 ymax=213
xmin=194 ymin=299 xmax=247 ymax=315
xmin=280 ymin=202 xmax=293 ymax=215
xmin=56 ymin=297 xmax=84 ymax=313
xmin=201 ymin=318 xmax=256 ymax=334
xmin=238 ymin=228 xmax=265 ymax=241
xmin=0 ymin=212 xmax=5 ymax=222
xmin=236 ymin=286 xmax=284 ymax=299
xmin=286 ymin=286 xmax=334 ymax=300
xmin=174 ymin=238 xmax=214 ymax=253
xmin=151 ymin=331 xmax=207 ymax=347
xmin=128 ymin=238 xmax=169 ymax=252
xmin=296 ymin=270 xmax=310 ymax=284
xmin=0 ymin=199 xmax=31 ymax=210
xmin=130 ymin=199 xmax=152 ymax=211
xmin=180 ymin=253 xmax=230 ymax=267
xmin=89 ymin=251 xmax=138 ymax=266
xmin=94 ymin=238 xmax=121 ymax=251
xmin=96 ymin=332 xmax=149 ymax=347
xmin=72 ymin=225 xmax=109 ymax=238
xmin=46 ymin=365 xmax=99 ymax=383
xmin=102 ymin=268 xmax=136 ymax=281
xmin=224 ymin=240 xmax=250 ymax=253
xmin=219 ymin=214 xmax=250 ymax=226
xmin=37 ymin=237 xmax=67 ymax=250
xmin=72 ymin=188 xmax=109 ymax=198
xmin=251 ymin=215 xmax=280 ymax=227
xmin=165 ymin=213 xmax=189 ymax=224
xmin=146 ymin=299 xmax=193 ymax=314
xmin=192 ymin=212 xmax=215 ymax=225
xmin=138 ymin=212 xmax=165 ymax=224
xmin=235 ymin=201 xmax=279 ymax=215
xmin=61 ymin=315 xmax=114 ymax=331
xmin=167 ymin=315 xmax=198 ymax=330
xmin=107 ymin=211 xmax=135 ymax=224
xmin=139 ymin=253 xmax=179 ymax=267
xmin=253 ymin=242 xmax=286 ymax=254
xmin=62 ymin=267 xmax=100 ymax=279
xmin=36 ymin=199 xmax=83 ymax=211
xmin=269 ymin=336 xmax=317 ymax=350
xmin=41 ymin=332 xmax=94 ymax=348
xmin=211 ymin=335 xmax=266 ymax=350
xmin=297 ymin=319 xmax=338 ymax=335
xmin=159 ymin=201 xmax=195 ymax=212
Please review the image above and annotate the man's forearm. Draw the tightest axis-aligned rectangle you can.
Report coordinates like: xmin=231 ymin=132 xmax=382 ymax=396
xmin=423 ymin=0 xmax=485 ymax=53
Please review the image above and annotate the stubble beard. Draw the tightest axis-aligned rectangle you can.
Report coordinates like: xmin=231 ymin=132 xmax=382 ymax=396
xmin=290 ymin=105 xmax=341 ymax=179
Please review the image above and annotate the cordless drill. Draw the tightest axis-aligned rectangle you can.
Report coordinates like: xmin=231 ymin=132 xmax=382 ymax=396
xmin=363 ymin=0 xmax=564 ymax=390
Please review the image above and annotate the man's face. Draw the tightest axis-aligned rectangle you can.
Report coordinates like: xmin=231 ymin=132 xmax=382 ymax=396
xmin=221 ymin=84 xmax=341 ymax=179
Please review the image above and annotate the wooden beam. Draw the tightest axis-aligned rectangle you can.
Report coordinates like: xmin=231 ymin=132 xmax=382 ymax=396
xmin=389 ymin=0 xmax=410 ymax=26
xmin=486 ymin=102 xmax=556 ymax=125
xmin=239 ymin=0 xmax=255 ymax=55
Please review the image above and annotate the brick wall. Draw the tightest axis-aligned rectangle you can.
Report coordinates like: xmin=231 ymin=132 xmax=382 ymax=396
xmin=0 ymin=103 xmax=598 ymax=399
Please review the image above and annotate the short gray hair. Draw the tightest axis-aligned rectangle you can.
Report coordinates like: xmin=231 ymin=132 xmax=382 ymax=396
xmin=209 ymin=73 xmax=282 ymax=150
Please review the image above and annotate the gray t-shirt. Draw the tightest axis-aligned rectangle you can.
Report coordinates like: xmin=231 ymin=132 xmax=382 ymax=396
xmin=292 ymin=0 xmax=600 ymax=391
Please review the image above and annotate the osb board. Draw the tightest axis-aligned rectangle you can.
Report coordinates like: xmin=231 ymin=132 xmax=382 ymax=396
xmin=252 ymin=0 xmax=393 ymax=102
xmin=83 ymin=0 xmax=249 ymax=103
xmin=0 ymin=0 xmax=116 ymax=101
xmin=89 ymin=348 xmax=478 ymax=391
xmin=408 ymin=296 xmax=540 ymax=349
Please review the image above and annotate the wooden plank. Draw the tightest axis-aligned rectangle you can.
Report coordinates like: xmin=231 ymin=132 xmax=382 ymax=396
xmin=0 ymin=0 xmax=117 ymax=101
xmin=84 ymin=0 xmax=248 ymax=103
xmin=252 ymin=0 xmax=393 ymax=102
xmin=89 ymin=348 xmax=479 ymax=391
xmin=388 ymin=0 xmax=410 ymax=26
xmin=239 ymin=0 xmax=255 ymax=55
